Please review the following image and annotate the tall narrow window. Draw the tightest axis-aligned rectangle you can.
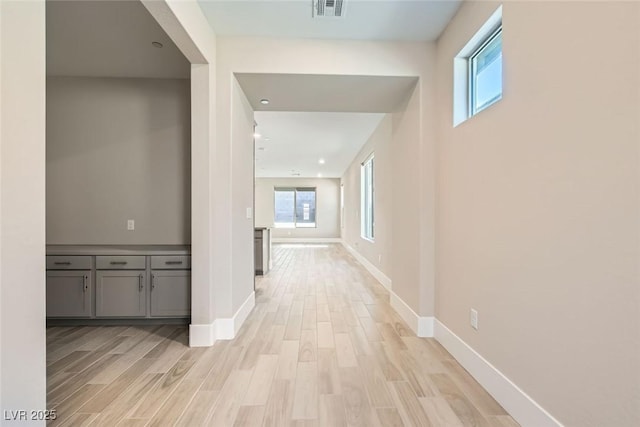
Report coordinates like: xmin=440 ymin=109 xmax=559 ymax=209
xmin=340 ymin=183 xmax=345 ymax=229
xmin=361 ymin=154 xmax=374 ymax=240
xmin=274 ymin=187 xmax=316 ymax=228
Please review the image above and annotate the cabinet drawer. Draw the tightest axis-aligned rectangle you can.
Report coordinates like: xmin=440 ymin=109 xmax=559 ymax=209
xmin=151 ymin=255 xmax=191 ymax=270
xmin=46 ymin=256 xmax=92 ymax=270
xmin=96 ymin=255 xmax=146 ymax=270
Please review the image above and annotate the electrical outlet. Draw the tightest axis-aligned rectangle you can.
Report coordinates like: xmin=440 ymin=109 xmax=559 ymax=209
xmin=470 ymin=308 xmax=478 ymax=330
xmin=127 ymin=219 xmax=135 ymax=231
xmin=246 ymin=207 xmax=252 ymax=219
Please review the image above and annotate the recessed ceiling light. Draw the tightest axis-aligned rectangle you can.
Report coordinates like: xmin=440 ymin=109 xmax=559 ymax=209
xmin=152 ymin=41 xmax=163 ymax=48
xmin=317 ymin=173 xmax=323 ymax=178
xmin=260 ymin=99 xmax=270 ymax=105
xmin=253 ymin=133 xmax=261 ymax=138
xmin=318 ymin=158 xmax=325 ymax=165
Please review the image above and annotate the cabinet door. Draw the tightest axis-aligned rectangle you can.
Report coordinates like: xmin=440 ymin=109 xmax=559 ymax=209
xmin=96 ymin=271 xmax=146 ymax=317
xmin=46 ymin=270 xmax=92 ymax=317
xmin=150 ymin=271 xmax=191 ymax=317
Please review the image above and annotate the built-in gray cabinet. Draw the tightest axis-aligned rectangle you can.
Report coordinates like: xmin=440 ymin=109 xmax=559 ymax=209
xmin=46 ymin=270 xmax=92 ymax=317
xmin=46 ymin=247 xmax=190 ymax=322
xmin=96 ymin=255 xmax=147 ymax=318
xmin=151 ymin=270 xmax=191 ymax=317
xmin=96 ymin=271 xmax=146 ymax=317
xmin=46 ymin=255 xmax=92 ymax=318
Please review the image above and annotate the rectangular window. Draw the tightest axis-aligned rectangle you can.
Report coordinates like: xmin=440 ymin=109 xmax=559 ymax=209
xmin=274 ymin=187 xmax=316 ymax=228
xmin=361 ymin=155 xmax=374 ymax=240
xmin=469 ymin=26 xmax=502 ymax=116
xmin=453 ymin=6 xmax=502 ymax=126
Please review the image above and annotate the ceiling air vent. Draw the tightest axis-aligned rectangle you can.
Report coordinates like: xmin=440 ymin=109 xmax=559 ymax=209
xmin=313 ymin=0 xmax=345 ymax=18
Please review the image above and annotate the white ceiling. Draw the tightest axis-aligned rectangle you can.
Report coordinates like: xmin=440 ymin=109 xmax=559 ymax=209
xmin=236 ymin=73 xmax=417 ymax=113
xmin=198 ymin=0 xmax=462 ymax=41
xmin=244 ymin=73 xmax=414 ymax=178
xmin=47 ymin=1 xmax=190 ymax=78
xmin=254 ymin=112 xmax=384 ymax=178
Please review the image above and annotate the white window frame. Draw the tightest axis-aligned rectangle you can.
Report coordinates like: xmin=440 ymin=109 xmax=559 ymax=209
xmin=361 ymin=154 xmax=374 ymax=241
xmin=468 ymin=26 xmax=503 ymax=116
xmin=273 ymin=187 xmax=317 ymax=229
xmin=453 ymin=6 xmax=503 ymax=126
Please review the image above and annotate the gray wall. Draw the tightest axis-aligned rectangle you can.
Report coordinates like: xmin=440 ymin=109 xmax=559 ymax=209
xmin=46 ymin=76 xmax=191 ymax=245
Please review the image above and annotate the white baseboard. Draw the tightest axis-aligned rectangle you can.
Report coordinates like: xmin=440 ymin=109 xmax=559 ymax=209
xmin=340 ymin=241 xmax=392 ymax=291
xmin=272 ymin=237 xmax=342 ymax=243
xmin=418 ymin=315 xmax=435 ymax=337
xmin=189 ymin=291 xmax=256 ymax=346
xmin=216 ymin=291 xmax=256 ymax=339
xmin=341 ymin=240 xmax=433 ymax=337
xmin=189 ymin=322 xmax=216 ymax=347
xmin=434 ymin=320 xmax=563 ymax=427
xmin=389 ymin=291 xmax=434 ymax=337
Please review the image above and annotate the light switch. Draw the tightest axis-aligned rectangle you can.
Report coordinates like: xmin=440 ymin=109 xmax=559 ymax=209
xmin=246 ymin=208 xmax=252 ymax=219
xmin=127 ymin=219 xmax=135 ymax=231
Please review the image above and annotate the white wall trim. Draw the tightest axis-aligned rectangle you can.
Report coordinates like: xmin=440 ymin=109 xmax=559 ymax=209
xmin=189 ymin=322 xmax=216 ymax=347
xmin=190 ymin=291 xmax=256 ymax=346
xmin=341 ymin=240 xmax=433 ymax=337
xmin=341 ymin=240 xmax=392 ymax=291
xmin=272 ymin=237 xmax=342 ymax=243
xmin=434 ymin=319 xmax=564 ymax=427
xmin=389 ymin=291 xmax=434 ymax=337
xmin=217 ymin=291 xmax=256 ymax=339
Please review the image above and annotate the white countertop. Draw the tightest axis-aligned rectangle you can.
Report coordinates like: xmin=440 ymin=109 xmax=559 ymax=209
xmin=46 ymin=245 xmax=191 ymax=256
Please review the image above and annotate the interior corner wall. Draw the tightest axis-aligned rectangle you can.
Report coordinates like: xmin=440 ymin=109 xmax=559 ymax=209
xmin=256 ymin=177 xmax=341 ymax=240
xmin=230 ymin=77 xmax=255 ymax=314
xmin=435 ymin=1 xmax=640 ymax=426
xmin=390 ymin=84 xmax=428 ymax=315
xmin=0 ymin=0 xmax=46 ymax=422
xmin=142 ymin=0 xmax=218 ymax=341
xmin=342 ymin=115 xmax=392 ymax=276
xmin=46 ymin=77 xmax=191 ymax=245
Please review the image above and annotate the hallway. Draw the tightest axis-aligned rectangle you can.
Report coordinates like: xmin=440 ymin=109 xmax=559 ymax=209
xmin=46 ymin=244 xmax=518 ymax=426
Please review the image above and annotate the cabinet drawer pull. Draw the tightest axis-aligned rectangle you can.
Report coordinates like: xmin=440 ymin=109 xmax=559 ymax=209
xmin=165 ymin=261 xmax=183 ymax=265
xmin=138 ymin=274 xmax=144 ymax=292
xmin=110 ymin=261 xmax=128 ymax=265
xmin=54 ymin=261 xmax=72 ymax=265
xmin=83 ymin=275 xmax=88 ymax=292
xmin=151 ymin=274 xmax=156 ymax=290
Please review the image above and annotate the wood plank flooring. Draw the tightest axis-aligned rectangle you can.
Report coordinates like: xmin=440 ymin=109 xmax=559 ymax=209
xmin=46 ymin=243 xmax=518 ymax=426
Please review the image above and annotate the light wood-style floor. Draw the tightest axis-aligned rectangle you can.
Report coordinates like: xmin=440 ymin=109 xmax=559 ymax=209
xmin=46 ymin=243 xmax=519 ymax=426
